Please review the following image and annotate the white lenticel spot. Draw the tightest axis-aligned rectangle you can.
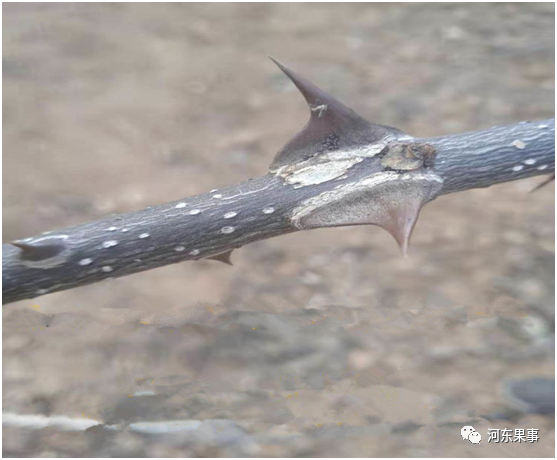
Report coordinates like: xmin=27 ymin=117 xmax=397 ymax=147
xmin=512 ymin=140 xmax=526 ymax=149
xmin=523 ymin=159 xmax=536 ymax=165
xmin=538 ymin=124 xmax=548 ymax=129
xmin=512 ymin=165 xmax=524 ymax=172
xmin=139 ymin=233 xmax=150 ymax=239
xmin=263 ymin=206 xmax=275 ymax=214
xmin=537 ymin=165 xmax=548 ymax=170
xmin=79 ymin=258 xmax=93 ymax=266
xmin=175 ymin=246 xmax=186 ymax=252
xmin=221 ymin=226 xmax=235 ymax=234
xmin=102 ymin=266 xmax=113 ymax=272
xmin=224 ymin=212 xmax=237 ymax=219
xmin=108 ymin=227 xmax=118 ymax=231
xmin=210 ymin=189 xmax=218 ymax=193
xmin=175 ymin=202 xmax=187 ymax=208
xmin=189 ymin=209 xmax=201 ymax=215
xmin=213 ymin=194 xmax=223 ymax=199
xmin=189 ymin=249 xmax=200 ymax=256
xmin=37 ymin=289 xmax=49 ymax=295
xmin=121 ymin=228 xmax=129 ymax=233
xmin=102 ymin=240 xmax=118 ymax=248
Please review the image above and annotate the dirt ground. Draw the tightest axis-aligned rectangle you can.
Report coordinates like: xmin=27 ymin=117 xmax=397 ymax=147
xmin=3 ymin=3 xmax=555 ymax=457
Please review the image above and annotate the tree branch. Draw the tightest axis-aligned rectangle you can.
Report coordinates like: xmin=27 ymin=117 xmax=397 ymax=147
xmin=3 ymin=119 xmax=554 ymax=304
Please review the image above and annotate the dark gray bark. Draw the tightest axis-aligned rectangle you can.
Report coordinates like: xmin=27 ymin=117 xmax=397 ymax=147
xmin=430 ymin=119 xmax=555 ymax=194
xmin=3 ymin=119 xmax=554 ymax=304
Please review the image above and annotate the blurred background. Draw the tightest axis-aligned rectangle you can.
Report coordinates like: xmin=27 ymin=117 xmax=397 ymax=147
xmin=3 ymin=3 xmax=555 ymax=457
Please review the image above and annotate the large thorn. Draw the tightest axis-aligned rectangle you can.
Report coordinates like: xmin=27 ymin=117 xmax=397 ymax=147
xmin=268 ymin=58 xmax=404 ymax=172
xmin=270 ymin=57 xmax=352 ymax=113
xmin=375 ymin=196 xmax=424 ymax=257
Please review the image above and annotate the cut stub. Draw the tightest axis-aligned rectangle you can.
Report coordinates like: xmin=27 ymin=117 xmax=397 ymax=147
xmin=380 ymin=143 xmax=436 ymax=171
xmin=291 ymin=172 xmax=443 ymax=256
xmin=269 ymin=58 xmax=405 ymax=173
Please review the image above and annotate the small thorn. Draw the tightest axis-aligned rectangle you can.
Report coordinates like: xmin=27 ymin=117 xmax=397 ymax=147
xmin=12 ymin=240 xmax=65 ymax=261
xmin=530 ymin=173 xmax=555 ymax=192
xmin=206 ymin=250 xmax=233 ymax=266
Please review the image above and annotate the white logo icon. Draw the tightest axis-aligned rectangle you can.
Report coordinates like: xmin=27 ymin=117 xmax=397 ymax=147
xmin=461 ymin=426 xmax=475 ymax=440
xmin=461 ymin=426 xmax=481 ymax=444
xmin=469 ymin=431 xmax=482 ymax=444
